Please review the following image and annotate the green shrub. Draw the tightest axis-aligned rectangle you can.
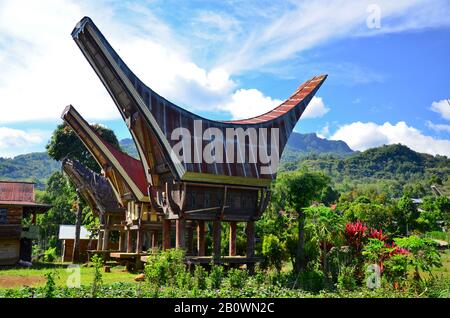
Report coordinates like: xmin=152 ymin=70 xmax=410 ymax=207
xmin=43 ymin=247 xmax=57 ymax=263
xmin=208 ymin=264 xmax=224 ymax=289
xmin=227 ymin=268 xmax=248 ymax=289
xmin=193 ymin=265 xmax=207 ymax=290
xmin=262 ymin=234 xmax=286 ymax=272
xmin=337 ymin=266 xmax=357 ymax=291
xmin=297 ymin=269 xmax=324 ymax=293
xmin=91 ymin=254 xmax=103 ymax=297
xmin=43 ymin=272 xmax=57 ymax=298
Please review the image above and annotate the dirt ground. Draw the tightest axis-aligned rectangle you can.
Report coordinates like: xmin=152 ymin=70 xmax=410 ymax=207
xmin=0 ymin=275 xmax=45 ymax=289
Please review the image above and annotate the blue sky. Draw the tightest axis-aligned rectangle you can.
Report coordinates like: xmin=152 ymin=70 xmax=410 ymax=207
xmin=0 ymin=0 xmax=449 ymax=157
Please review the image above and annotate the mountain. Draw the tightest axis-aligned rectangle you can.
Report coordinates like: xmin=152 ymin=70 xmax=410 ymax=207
xmin=286 ymin=132 xmax=354 ymax=155
xmin=0 ymin=153 xmax=60 ymax=189
xmin=289 ymin=144 xmax=450 ymax=186
xmin=3 ymin=137 xmax=447 ymax=193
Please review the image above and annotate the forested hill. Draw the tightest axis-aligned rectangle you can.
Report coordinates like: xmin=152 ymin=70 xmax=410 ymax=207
xmin=0 ymin=152 xmax=60 ymax=188
xmin=283 ymin=144 xmax=450 ymax=185
xmin=1 ymin=138 xmax=448 ymax=192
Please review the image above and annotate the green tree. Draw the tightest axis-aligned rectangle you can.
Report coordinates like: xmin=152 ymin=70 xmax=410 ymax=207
xmin=396 ymin=194 xmax=419 ymax=235
xmin=272 ymin=169 xmax=329 ymax=272
xmin=304 ymin=206 xmax=344 ymax=282
xmin=46 ymin=122 xmax=121 ymax=173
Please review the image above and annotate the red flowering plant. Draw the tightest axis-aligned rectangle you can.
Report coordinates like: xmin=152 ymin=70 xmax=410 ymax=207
xmin=344 ymin=221 xmax=368 ymax=256
xmin=368 ymin=228 xmax=387 ymax=242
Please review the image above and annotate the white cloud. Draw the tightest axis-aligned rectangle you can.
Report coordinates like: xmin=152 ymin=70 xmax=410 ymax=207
xmin=302 ymin=97 xmax=330 ymax=119
xmin=0 ymin=127 xmax=48 ymax=158
xmin=331 ymin=121 xmax=450 ymax=157
xmin=426 ymin=121 xmax=450 ymax=133
xmin=219 ymin=89 xmax=282 ymax=120
xmin=317 ymin=123 xmax=330 ymax=139
xmin=430 ymin=100 xmax=450 ymax=120
xmin=218 ymin=0 xmax=450 ymax=73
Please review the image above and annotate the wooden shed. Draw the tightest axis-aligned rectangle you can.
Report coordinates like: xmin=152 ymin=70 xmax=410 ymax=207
xmin=0 ymin=181 xmax=51 ymax=265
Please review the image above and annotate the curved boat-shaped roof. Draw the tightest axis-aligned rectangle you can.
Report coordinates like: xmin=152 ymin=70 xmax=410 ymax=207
xmin=62 ymin=158 xmax=125 ymax=215
xmin=71 ymin=17 xmax=327 ymax=187
xmin=62 ymin=105 xmax=148 ymax=202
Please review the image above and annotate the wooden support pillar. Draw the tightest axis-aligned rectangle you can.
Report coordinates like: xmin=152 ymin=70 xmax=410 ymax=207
xmin=136 ymin=229 xmax=144 ymax=253
xmin=97 ymin=230 xmax=104 ymax=251
xmin=119 ymin=231 xmax=126 ymax=252
xmin=126 ymin=230 xmax=133 ymax=253
xmin=102 ymin=229 xmax=110 ymax=251
xmin=176 ymin=218 xmax=186 ymax=249
xmin=187 ymin=223 xmax=194 ymax=255
xmin=213 ymin=220 xmax=222 ymax=262
xmin=229 ymin=222 xmax=237 ymax=256
xmin=151 ymin=231 xmax=158 ymax=250
xmin=72 ymin=192 xmax=82 ymax=263
xmin=197 ymin=220 xmax=206 ymax=256
xmin=246 ymin=221 xmax=255 ymax=274
xmin=162 ymin=219 xmax=171 ymax=250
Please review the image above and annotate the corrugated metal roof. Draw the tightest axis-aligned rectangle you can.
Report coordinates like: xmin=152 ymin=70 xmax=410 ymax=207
xmin=0 ymin=181 xmax=35 ymax=202
xmin=58 ymin=225 xmax=95 ymax=240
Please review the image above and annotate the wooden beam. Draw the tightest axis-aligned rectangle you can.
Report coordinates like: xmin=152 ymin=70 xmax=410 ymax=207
xmin=119 ymin=231 xmax=126 ymax=252
xmin=176 ymin=218 xmax=186 ymax=249
xmin=229 ymin=222 xmax=237 ymax=256
xmin=151 ymin=230 xmax=158 ymax=250
xmin=136 ymin=229 xmax=144 ymax=253
xmin=102 ymin=229 xmax=110 ymax=251
xmin=162 ymin=219 xmax=171 ymax=250
xmin=97 ymin=230 xmax=104 ymax=251
xmin=197 ymin=220 xmax=205 ymax=257
xmin=245 ymin=221 xmax=255 ymax=274
xmin=245 ymin=221 xmax=255 ymax=257
xmin=186 ymin=224 xmax=194 ymax=255
xmin=126 ymin=230 xmax=133 ymax=253
xmin=213 ymin=220 xmax=221 ymax=262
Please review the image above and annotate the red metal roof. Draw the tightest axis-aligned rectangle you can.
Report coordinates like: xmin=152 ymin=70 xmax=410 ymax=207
xmin=99 ymin=139 xmax=148 ymax=196
xmin=226 ymin=75 xmax=327 ymax=124
xmin=0 ymin=182 xmax=34 ymax=202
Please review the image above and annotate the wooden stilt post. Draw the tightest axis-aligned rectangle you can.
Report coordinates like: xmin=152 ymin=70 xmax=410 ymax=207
xmin=187 ymin=223 xmax=194 ymax=255
xmin=213 ymin=220 xmax=221 ymax=262
xmin=197 ymin=220 xmax=206 ymax=256
xmin=119 ymin=231 xmax=126 ymax=252
xmin=229 ymin=222 xmax=237 ymax=256
xmin=102 ymin=228 xmax=110 ymax=251
xmin=126 ymin=229 xmax=133 ymax=253
xmin=176 ymin=218 xmax=186 ymax=249
xmin=246 ymin=221 xmax=255 ymax=274
xmin=151 ymin=230 xmax=158 ymax=250
xmin=162 ymin=219 xmax=171 ymax=250
xmin=136 ymin=229 xmax=144 ymax=253
xmin=97 ymin=229 xmax=104 ymax=251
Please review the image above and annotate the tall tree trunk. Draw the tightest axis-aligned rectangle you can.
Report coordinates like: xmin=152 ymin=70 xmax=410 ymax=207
xmin=72 ymin=192 xmax=82 ymax=264
xmin=295 ymin=213 xmax=306 ymax=273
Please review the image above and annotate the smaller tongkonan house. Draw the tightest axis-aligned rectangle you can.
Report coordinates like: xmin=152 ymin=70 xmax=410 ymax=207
xmin=0 ymin=181 xmax=51 ymax=265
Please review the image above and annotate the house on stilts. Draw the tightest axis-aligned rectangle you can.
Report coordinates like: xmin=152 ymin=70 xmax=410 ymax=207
xmin=68 ymin=16 xmax=327 ymax=270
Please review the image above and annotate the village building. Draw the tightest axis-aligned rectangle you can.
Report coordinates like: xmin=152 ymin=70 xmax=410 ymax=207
xmin=62 ymin=106 xmax=178 ymax=268
xmin=0 ymin=181 xmax=51 ymax=265
xmin=59 ymin=225 xmax=98 ymax=262
xmin=62 ymin=158 xmax=125 ymax=260
xmin=70 ymin=17 xmax=326 ymax=271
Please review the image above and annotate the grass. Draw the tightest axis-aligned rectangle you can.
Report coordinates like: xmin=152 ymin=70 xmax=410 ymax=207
xmin=0 ymin=262 xmax=137 ymax=289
